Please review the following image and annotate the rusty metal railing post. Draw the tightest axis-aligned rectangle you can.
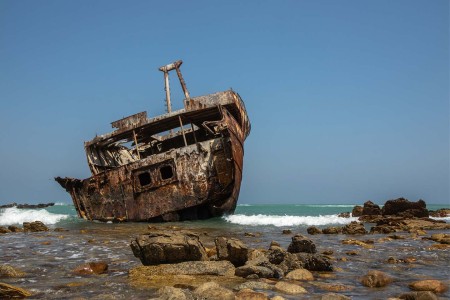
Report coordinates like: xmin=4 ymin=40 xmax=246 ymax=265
xmin=159 ymin=60 xmax=190 ymax=111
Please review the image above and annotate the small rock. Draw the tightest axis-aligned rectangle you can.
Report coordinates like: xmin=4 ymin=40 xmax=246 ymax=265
xmin=235 ymin=265 xmax=274 ymax=279
xmin=408 ymin=279 xmax=448 ymax=293
xmin=287 ymin=234 xmax=316 ymax=254
xmin=23 ymin=221 xmax=48 ymax=232
xmin=193 ymin=282 xmax=235 ymax=300
xmin=285 ymin=268 xmax=314 ymax=281
xmin=236 ymin=288 xmax=269 ymax=300
xmin=342 ymin=221 xmax=367 ymax=235
xmin=322 ymin=250 xmax=333 ymax=255
xmin=0 ymin=227 xmax=11 ymax=234
xmin=54 ymin=227 xmax=68 ymax=232
xmin=307 ymin=226 xmax=322 ymax=235
xmin=322 ymin=227 xmax=342 ymax=234
xmin=352 ymin=205 xmax=363 ymax=217
xmin=0 ymin=282 xmax=32 ymax=298
xmin=234 ymin=281 xmax=274 ymax=291
xmin=73 ymin=262 xmax=108 ymax=275
xmin=338 ymin=212 xmax=351 ymax=218
xmin=157 ymin=286 xmax=188 ymax=300
xmin=342 ymin=239 xmax=373 ymax=249
xmin=215 ymin=237 xmax=249 ymax=267
xmin=320 ymin=293 xmax=351 ymax=300
xmin=7 ymin=226 xmax=23 ymax=233
xmin=271 ymin=297 xmax=286 ymax=300
xmin=398 ymin=291 xmax=438 ymax=300
xmin=361 ymin=270 xmax=392 ymax=287
xmin=295 ymin=253 xmax=333 ymax=271
xmin=0 ymin=265 xmax=25 ymax=278
xmin=345 ymin=250 xmax=358 ymax=256
xmin=269 ymin=241 xmax=280 ymax=248
xmin=274 ymin=281 xmax=307 ymax=295
xmin=282 ymin=229 xmax=292 ymax=234
xmin=245 ymin=232 xmax=256 ymax=237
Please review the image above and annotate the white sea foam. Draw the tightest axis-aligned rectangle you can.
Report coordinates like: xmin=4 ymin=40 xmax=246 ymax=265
xmin=300 ymin=204 xmax=357 ymax=208
xmin=0 ymin=207 xmax=69 ymax=226
xmin=223 ymin=214 xmax=358 ymax=227
xmin=237 ymin=204 xmax=252 ymax=207
xmin=430 ymin=216 xmax=450 ymax=222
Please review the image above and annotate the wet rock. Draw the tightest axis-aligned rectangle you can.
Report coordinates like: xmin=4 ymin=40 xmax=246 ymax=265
xmin=0 ymin=227 xmax=11 ymax=234
xmin=338 ymin=212 xmax=350 ymax=218
xmin=345 ymin=250 xmax=358 ymax=256
xmin=235 ymin=265 xmax=274 ymax=279
xmin=342 ymin=221 xmax=367 ymax=235
xmin=130 ymin=231 xmax=207 ymax=265
xmin=157 ymin=286 xmax=190 ymax=300
xmin=307 ymin=226 xmax=322 ymax=235
xmin=382 ymin=198 xmax=429 ymax=217
xmin=73 ymin=262 xmax=108 ymax=275
xmin=274 ymin=281 xmax=307 ymax=295
xmin=285 ymin=268 xmax=314 ymax=281
xmin=427 ymin=233 xmax=450 ymax=244
xmin=370 ymin=225 xmax=397 ymax=234
xmin=398 ymin=291 xmax=438 ymax=300
xmin=271 ymin=297 xmax=286 ymax=300
xmin=247 ymin=249 xmax=267 ymax=262
xmin=312 ymin=282 xmax=354 ymax=292
xmin=361 ymin=270 xmax=393 ymax=287
xmin=269 ymin=241 xmax=280 ymax=248
xmin=267 ymin=246 xmax=287 ymax=265
xmin=319 ymin=293 xmax=351 ymax=300
xmin=282 ymin=229 xmax=292 ymax=234
xmin=322 ymin=227 xmax=342 ymax=234
xmin=132 ymin=261 xmax=235 ymax=277
xmin=341 ymin=239 xmax=373 ymax=249
xmin=408 ymin=279 xmax=448 ymax=293
xmin=234 ymin=281 xmax=274 ymax=291
xmin=193 ymin=282 xmax=235 ymax=300
xmin=23 ymin=221 xmax=48 ymax=232
xmin=235 ymin=288 xmax=269 ymax=300
xmin=322 ymin=250 xmax=333 ymax=255
xmin=362 ymin=201 xmax=381 ymax=215
xmin=54 ymin=227 xmax=68 ymax=232
xmin=7 ymin=226 xmax=23 ymax=233
xmin=287 ymin=234 xmax=316 ymax=254
xmin=295 ymin=253 xmax=333 ymax=271
xmin=352 ymin=206 xmax=363 ymax=217
xmin=0 ymin=265 xmax=25 ymax=278
xmin=278 ymin=252 xmax=304 ymax=274
xmin=428 ymin=208 xmax=450 ymax=218
xmin=0 ymin=282 xmax=32 ymax=298
xmin=215 ymin=237 xmax=249 ymax=267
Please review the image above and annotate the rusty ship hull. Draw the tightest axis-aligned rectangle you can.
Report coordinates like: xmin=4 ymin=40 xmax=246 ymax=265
xmin=56 ymin=61 xmax=250 ymax=222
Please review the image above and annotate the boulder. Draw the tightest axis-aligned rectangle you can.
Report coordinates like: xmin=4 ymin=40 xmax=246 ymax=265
xmin=285 ymin=268 xmax=314 ymax=281
xmin=0 ymin=265 xmax=25 ymax=278
xmin=130 ymin=231 xmax=207 ymax=265
xmin=267 ymin=246 xmax=287 ymax=265
xmin=157 ymin=286 xmax=190 ymax=300
xmin=23 ymin=221 xmax=48 ymax=232
xmin=307 ymin=226 xmax=322 ymax=235
xmin=215 ymin=237 xmax=249 ymax=267
xmin=342 ymin=221 xmax=367 ymax=235
xmin=131 ymin=261 xmax=235 ymax=277
xmin=362 ymin=201 xmax=381 ymax=215
xmin=235 ymin=289 xmax=269 ymax=300
xmin=278 ymin=252 xmax=304 ymax=274
xmin=193 ymin=282 xmax=235 ymax=300
xmin=398 ymin=291 xmax=438 ymax=300
xmin=382 ymin=198 xmax=429 ymax=217
xmin=274 ymin=281 xmax=307 ymax=295
xmin=352 ymin=206 xmax=363 ymax=217
xmin=287 ymin=234 xmax=316 ymax=254
xmin=408 ymin=280 xmax=448 ymax=294
xmin=295 ymin=253 xmax=333 ymax=271
xmin=73 ymin=262 xmax=108 ymax=275
xmin=360 ymin=270 xmax=392 ymax=287
xmin=0 ymin=282 xmax=32 ymax=298
xmin=322 ymin=227 xmax=342 ymax=234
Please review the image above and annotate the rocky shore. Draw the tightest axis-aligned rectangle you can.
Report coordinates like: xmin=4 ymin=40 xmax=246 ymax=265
xmin=0 ymin=197 xmax=449 ymax=299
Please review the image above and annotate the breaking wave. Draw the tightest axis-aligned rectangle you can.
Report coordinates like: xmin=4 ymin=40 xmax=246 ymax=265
xmin=300 ymin=204 xmax=357 ymax=208
xmin=0 ymin=207 xmax=70 ymax=226
xmin=223 ymin=214 xmax=358 ymax=227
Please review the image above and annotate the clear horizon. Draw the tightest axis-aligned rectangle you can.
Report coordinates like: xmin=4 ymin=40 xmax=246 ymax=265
xmin=1 ymin=0 xmax=449 ymax=205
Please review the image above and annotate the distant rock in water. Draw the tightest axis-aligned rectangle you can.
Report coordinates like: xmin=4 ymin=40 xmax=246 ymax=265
xmin=382 ymin=198 xmax=429 ymax=218
xmin=0 ymin=202 xmax=55 ymax=209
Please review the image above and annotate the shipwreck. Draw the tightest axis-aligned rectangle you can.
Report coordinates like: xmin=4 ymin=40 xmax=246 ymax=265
xmin=56 ymin=60 xmax=251 ymax=222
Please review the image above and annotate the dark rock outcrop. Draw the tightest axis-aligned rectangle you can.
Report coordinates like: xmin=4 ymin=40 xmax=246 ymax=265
xmin=362 ymin=201 xmax=381 ymax=216
xmin=287 ymin=234 xmax=316 ymax=253
xmin=382 ymin=198 xmax=428 ymax=217
xmin=352 ymin=205 xmax=363 ymax=217
xmin=322 ymin=227 xmax=342 ymax=234
xmin=130 ymin=231 xmax=207 ymax=265
xmin=23 ymin=221 xmax=48 ymax=232
xmin=295 ymin=253 xmax=333 ymax=271
xmin=342 ymin=221 xmax=367 ymax=235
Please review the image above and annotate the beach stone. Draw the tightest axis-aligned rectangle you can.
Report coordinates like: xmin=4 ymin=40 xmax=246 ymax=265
xmin=23 ymin=221 xmax=48 ymax=232
xmin=247 ymin=249 xmax=267 ymax=262
xmin=319 ymin=293 xmax=351 ymax=300
xmin=7 ymin=225 xmax=23 ymax=233
xmin=235 ymin=289 xmax=269 ymax=300
xmin=271 ymin=297 xmax=285 ymax=300
xmin=234 ymin=281 xmax=274 ymax=291
xmin=362 ymin=201 xmax=381 ymax=215
xmin=282 ymin=229 xmax=292 ymax=234
xmin=398 ymin=291 xmax=438 ymax=300
xmin=235 ymin=265 xmax=274 ymax=279
xmin=338 ymin=212 xmax=351 ymax=218
xmin=342 ymin=239 xmax=373 ymax=249
xmin=352 ymin=205 xmax=363 ymax=217
xmin=307 ymin=226 xmax=322 ymax=235
xmin=287 ymin=234 xmax=316 ymax=253
xmin=132 ymin=261 xmax=235 ymax=277
xmin=157 ymin=286 xmax=190 ymax=300
xmin=0 ymin=265 xmax=25 ymax=278
xmin=73 ymin=262 xmax=108 ymax=275
xmin=295 ymin=253 xmax=333 ymax=271
xmin=130 ymin=231 xmax=207 ymax=265
xmin=382 ymin=198 xmax=428 ymax=217
xmin=193 ymin=282 xmax=235 ymax=300
xmin=215 ymin=237 xmax=249 ymax=267
xmin=278 ymin=252 xmax=304 ymax=274
xmin=322 ymin=227 xmax=342 ymax=234
xmin=0 ymin=226 xmax=11 ymax=234
xmin=0 ymin=282 xmax=32 ymax=298
xmin=269 ymin=241 xmax=280 ymax=248
xmin=285 ymin=268 xmax=314 ymax=281
xmin=274 ymin=281 xmax=307 ymax=295
xmin=408 ymin=280 xmax=448 ymax=293
xmin=267 ymin=246 xmax=287 ymax=265
xmin=342 ymin=221 xmax=367 ymax=235
xmin=361 ymin=270 xmax=393 ymax=287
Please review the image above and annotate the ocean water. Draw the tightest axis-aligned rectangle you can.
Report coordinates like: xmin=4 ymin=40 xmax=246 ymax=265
xmin=0 ymin=203 xmax=449 ymax=299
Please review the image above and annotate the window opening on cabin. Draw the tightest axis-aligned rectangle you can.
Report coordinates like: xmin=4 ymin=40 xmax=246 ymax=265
xmin=138 ymin=172 xmax=152 ymax=186
xmin=160 ymin=166 xmax=173 ymax=180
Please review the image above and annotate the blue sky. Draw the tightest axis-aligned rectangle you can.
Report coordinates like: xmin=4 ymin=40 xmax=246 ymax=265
xmin=0 ymin=0 xmax=448 ymax=205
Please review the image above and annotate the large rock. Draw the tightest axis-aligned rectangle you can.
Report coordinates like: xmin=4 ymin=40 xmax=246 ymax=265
xmin=0 ymin=282 xmax=32 ymax=298
xmin=398 ymin=291 xmax=438 ymax=300
xmin=352 ymin=206 xmax=363 ymax=217
xmin=193 ymin=282 xmax=235 ymax=300
xmin=342 ymin=222 xmax=367 ymax=235
xmin=287 ymin=234 xmax=316 ymax=253
xmin=428 ymin=208 xmax=450 ymax=218
xmin=295 ymin=253 xmax=333 ymax=271
xmin=360 ymin=270 xmax=392 ymax=287
xmin=274 ymin=281 xmax=307 ymax=295
xmin=215 ymin=237 xmax=249 ymax=267
xmin=23 ymin=221 xmax=48 ymax=232
xmin=382 ymin=198 xmax=429 ymax=217
xmin=362 ymin=201 xmax=381 ymax=215
xmin=130 ymin=231 xmax=207 ymax=265
xmin=408 ymin=280 xmax=448 ymax=293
